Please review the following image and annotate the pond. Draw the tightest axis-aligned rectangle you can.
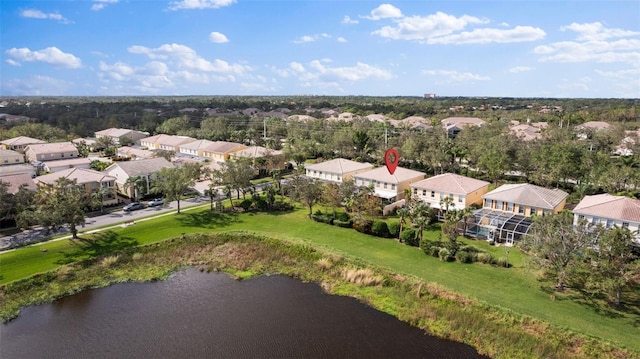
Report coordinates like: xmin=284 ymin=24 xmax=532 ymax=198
xmin=1 ymin=269 xmax=487 ymax=358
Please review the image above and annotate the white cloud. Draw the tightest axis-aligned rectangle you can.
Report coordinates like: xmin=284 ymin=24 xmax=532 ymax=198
xmin=372 ymin=11 xmax=489 ymax=41
xmin=337 ymin=37 xmax=347 ymax=43
xmin=271 ymin=60 xmax=393 ymax=87
xmin=595 ymin=68 xmax=640 ymax=79
xmin=20 ymin=9 xmax=70 ymax=23
xmin=562 ymin=22 xmax=640 ymax=41
xmin=2 ymin=75 xmax=73 ymax=96
xmin=364 ymin=4 xmax=402 ymax=20
xmin=422 ymin=69 xmax=490 ymax=82
xmin=342 ymin=16 xmax=358 ymax=25
xmin=128 ymin=43 xmax=251 ymax=74
xmin=5 ymin=47 xmax=82 ymax=68
xmin=209 ymin=31 xmax=229 ymax=43
xmin=426 ymin=26 xmax=545 ymax=44
xmin=508 ymin=66 xmax=533 ymax=73
xmin=168 ymin=0 xmax=236 ymax=11
xmin=293 ymin=33 xmax=331 ymax=44
xmin=536 ymin=22 xmax=640 ymax=64
xmin=5 ymin=59 xmax=21 ymax=66
xmin=91 ymin=0 xmax=119 ymax=11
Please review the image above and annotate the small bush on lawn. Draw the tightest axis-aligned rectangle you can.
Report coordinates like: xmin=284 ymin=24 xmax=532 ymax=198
xmin=400 ymin=228 xmax=419 ymax=246
xmin=459 ymin=245 xmax=483 ymax=254
xmin=477 ymin=252 xmax=495 ymax=265
xmin=387 ymin=221 xmax=400 ymax=238
xmin=438 ymin=248 xmax=452 ymax=262
xmin=254 ymin=198 xmax=268 ymax=211
xmin=496 ymin=257 xmax=511 ymax=268
xmin=420 ymin=239 xmax=444 ymax=255
xmin=455 ymin=250 xmax=473 ymax=263
xmin=239 ymin=199 xmax=253 ymax=211
xmin=371 ymin=220 xmax=390 ymax=238
xmin=333 ymin=219 xmax=353 ymax=228
xmin=312 ymin=213 xmax=333 ymax=224
xmin=353 ymin=218 xmax=373 ymax=234
xmin=335 ymin=211 xmax=350 ymax=222
xmin=428 ymin=246 xmax=442 ymax=257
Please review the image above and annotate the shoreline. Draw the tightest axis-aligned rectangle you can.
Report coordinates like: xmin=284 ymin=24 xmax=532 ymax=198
xmin=1 ymin=231 xmax=636 ymax=359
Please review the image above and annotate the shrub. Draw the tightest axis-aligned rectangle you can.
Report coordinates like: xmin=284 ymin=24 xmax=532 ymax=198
xmin=400 ymin=228 xmax=418 ymax=246
xmin=316 ymin=258 xmax=333 ymax=271
xmin=371 ymin=220 xmax=390 ymax=238
xmin=239 ymin=199 xmax=253 ymax=211
xmin=342 ymin=268 xmax=383 ymax=286
xmin=438 ymin=248 xmax=452 ymax=262
xmin=420 ymin=239 xmax=444 ymax=255
xmin=100 ymin=255 xmax=120 ymax=267
xmin=353 ymin=218 xmax=373 ymax=234
xmin=335 ymin=211 xmax=350 ymax=222
xmin=455 ymin=250 xmax=473 ymax=263
xmin=428 ymin=246 xmax=442 ymax=257
xmin=333 ymin=219 xmax=353 ymax=228
xmin=477 ymin=252 xmax=495 ymax=264
xmin=459 ymin=245 xmax=483 ymax=254
xmin=387 ymin=221 xmax=400 ymax=238
xmin=312 ymin=214 xmax=333 ymax=224
xmin=254 ymin=198 xmax=267 ymax=211
xmin=496 ymin=257 xmax=511 ymax=268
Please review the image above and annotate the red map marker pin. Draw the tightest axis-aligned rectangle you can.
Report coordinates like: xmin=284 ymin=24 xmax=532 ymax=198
xmin=384 ymin=148 xmax=399 ymax=175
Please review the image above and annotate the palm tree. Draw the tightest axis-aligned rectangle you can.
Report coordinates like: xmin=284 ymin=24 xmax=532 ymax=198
xmin=439 ymin=196 xmax=455 ymax=221
xmin=396 ymin=207 xmax=410 ymax=241
xmin=124 ymin=175 xmax=145 ymax=202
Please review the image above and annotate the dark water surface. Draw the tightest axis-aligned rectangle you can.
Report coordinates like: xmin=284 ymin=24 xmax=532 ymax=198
xmin=1 ymin=269 xmax=486 ymax=359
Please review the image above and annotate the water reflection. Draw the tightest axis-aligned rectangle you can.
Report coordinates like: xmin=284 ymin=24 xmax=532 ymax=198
xmin=1 ymin=269 xmax=487 ymax=359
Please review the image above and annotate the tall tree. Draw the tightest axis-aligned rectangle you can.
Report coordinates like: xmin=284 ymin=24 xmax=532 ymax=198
xmin=30 ymin=178 xmax=87 ymax=239
xmin=285 ymin=175 xmax=324 ymax=217
xmin=526 ymin=211 xmax=602 ymax=291
xmin=587 ymin=228 xmax=640 ymax=306
xmin=151 ymin=163 xmax=201 ymax=213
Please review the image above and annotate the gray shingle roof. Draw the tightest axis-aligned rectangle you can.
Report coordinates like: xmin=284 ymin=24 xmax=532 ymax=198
xmin=106 ymin=157 xmax=174 ymax=176
xmin=483 ymin=183 xmax=568 ymax=210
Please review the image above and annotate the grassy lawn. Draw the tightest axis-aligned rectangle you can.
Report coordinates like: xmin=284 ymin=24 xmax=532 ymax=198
xmin=1 ymin=207 xmax=639 ymax=352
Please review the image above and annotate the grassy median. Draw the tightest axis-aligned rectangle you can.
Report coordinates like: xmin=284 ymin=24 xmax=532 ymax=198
xmin=1 ymin=207 xmax=639 ymax=358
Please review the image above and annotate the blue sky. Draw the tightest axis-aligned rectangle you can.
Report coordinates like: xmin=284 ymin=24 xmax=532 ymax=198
xmin=1 ymin=1 xmax=639 ymax=98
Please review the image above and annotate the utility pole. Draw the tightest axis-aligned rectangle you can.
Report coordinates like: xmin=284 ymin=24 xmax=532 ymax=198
xmin=263 ymin=119 xmax=267 ymax=140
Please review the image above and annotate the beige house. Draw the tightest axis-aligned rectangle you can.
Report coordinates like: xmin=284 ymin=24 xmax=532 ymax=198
xmin=95 ymin=128 xmax=149 ymax=145
xmin=0 ymin=173 xmax=36 ymax=194
xmin=441 ymin=117 xmax=486 ymax=137
xmin=24 ymin=142 xmax=79 ymax=163
xmin=201 ymin=141 xmax=247 ymax=163
xmin=35 ymin=168 xmax=118 ymax=207
xmin=1 ymin=136 xmax=46 ymax=152
xmin=305 ymin=158 xmax=373 ymax=184
xmin=353 ymin=166 xmax=426 ymax=202
xmin=116 ymin=146 xmax=156 ymax=160
xmin=410 ymin=173 xmax=490 ymax=211
xmin=140 ymin=134 xmax=195 ymax=152
xmin=104 ymin=157 xmax=174 ymax=198
xmin=42 ymin=157 xmax=92 ymax=173
xmin=229 ymin=146 xmax=284 ymax=160
xmin=0 ymin=149 xmax=25 ymax=166
xmin=178 ymin=139 xmax=215 ymax=157
xmin=0 ymin=163 xmax=36 ymax=177
xmin=573 ymin=194 xmax=640 ymax=244
xmin=467 ymin=183 xmax=568 ymax=244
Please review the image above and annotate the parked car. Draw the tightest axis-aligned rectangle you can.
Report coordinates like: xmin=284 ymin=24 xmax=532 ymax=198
xmin=147 ymin=198 xmax=165 ymax=207
xmin=123 ymin=202 xmax=145 ymax=212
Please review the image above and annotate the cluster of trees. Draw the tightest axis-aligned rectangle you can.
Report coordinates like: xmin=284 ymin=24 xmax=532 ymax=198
xmin=526 ymin=212 xmax=640 ymax=306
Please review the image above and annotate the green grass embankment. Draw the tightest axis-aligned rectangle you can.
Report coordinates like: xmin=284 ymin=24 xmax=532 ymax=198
xmin=1 ymin=208 xmax=639 ymax=357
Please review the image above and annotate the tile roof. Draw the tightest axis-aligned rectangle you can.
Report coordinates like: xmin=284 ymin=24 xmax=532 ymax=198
xmin=579 ymin=121 xmax=611 ymax=130
xmin=411 ymin=173 xmax=490 ymax=195
xmin=231 ymin=146 xmax=283 ymax=158
xmin=141 ymin=134 xmax=195 ymax=147
xmin=483 ymin=183 xmax=568 ymax=209
xmin=0 ymin=149 xmax=22 ymax=157
xmin=36 ymin=168 xmax=115 ymax=185
xmin=441 ymin=117 xmax=486 ymax=127
xmin=42 ymin=157 xmax=91 ymax=168
xmin=1 ymin=136 xmax=46 ymax=146
xmin=354 ymin=166 xmax=426 ymax=184
xmin=105 ymin=157 xmax=174 ymax=176
xmin=25 ymin=142 xmax=78 ymax=155
xmin=0 ymin=173 xmax=36 ymax=193
xmin=201 ymin=141 xmax=245 ymax=154
xmin=117 ymin=146 xmax=155 ymax=158
xmin=573 ymin=194 xmax=640 ymax=223
xmin=179 ymin=139 xmax=215 ymax=151
xmin=305 ymin=158 xmax=373 ymax=174
xmin=95 ymin=128 xmax=137 ymax=137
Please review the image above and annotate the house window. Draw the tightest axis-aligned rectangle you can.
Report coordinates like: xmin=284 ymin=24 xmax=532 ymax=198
xmin=578 ymin=215 xmax=585 ymax=220
xmin=422 ymin=189 xmax=427 ymax=196
xmin=384 ymin=183 xmax=388 ymax=189
xmin=622 ymin=222 xmax=629 ymax=229
xmin=518 ymin=206 xmax=525 ymax=214
xmin=530 ymin=207 xmax=537 ymax=216
xmin=413 ymin=188 xmax=417 ymax=195
xmin=496 ymin=201 xmax=503 ymax=211
xmin=605 ymin=219 xmax=614 ymax=228
xmin=61 ymin=153 xmax=65 ymax=158
xmin=592 ymin=217 xmax=600 ymax=225
xmin=391 ymin=184 xmax=396 ymax=190
xmin=376 ymin=181 xmax=380 ymax=188
xmin=458 ymin=195 xmax=463 ymax=203
xmin=430 ymin=191 xmax=435 ymax=198
xmin=507 ymin=202 xmax=514 ymax=211
xmin=440 ymin=192 xmax=445 ymax=199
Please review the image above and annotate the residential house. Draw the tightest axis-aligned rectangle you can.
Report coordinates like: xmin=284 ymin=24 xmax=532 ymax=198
xmin=229 ymin=146 xmax=284 ymax=160
xmin=467 ymin=183 xmax=568 ymax=244
xmin=104 ymin=157 xmax=175 ymax=199
xmin=1 ymin=136 xmax=46 ymax=152
xmin=95 ymin=128 xmax=149 ymax=146
xmin=140 ymin=134 xmax=195 ymax=152
xmin=441 ymin=117 xmax=486 ymax=137
xmin=0 ymin=163 xmax=36 ymax=177
xmin=353 ymin=166 xmax=426 ymax=202
xmin=34 ymin=168 xmax=118 ymax=207
xmin=201 ymin=141 xmax=247 ymax=163
xmin=116 ymin=146 xmax=156 ymax=160
xmin=305 ymin=158 xmax=374 ymax=184
xmin=509 ymin=122 xmax=548 ymax=141
xmin=24 ymin=142 xmax=79 ymax=163
xmin=410 ymin=173 xmax=490 ymax=212
xmin=178 ymin=139 xmax=215 ymax=157
xmin=42 ymin=157 xmax=92 ymax=173
xmin=573 ymin=194 xmax=640 ymax=244
xmin=0 ymin=173 xmax=36 ymax=194
xmin=0 ymin=149 xmax=25 ymax=166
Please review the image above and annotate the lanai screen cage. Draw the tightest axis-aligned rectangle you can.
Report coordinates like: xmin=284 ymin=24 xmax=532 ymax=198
xmin=464 ymin=208 xmax=533 ymax=245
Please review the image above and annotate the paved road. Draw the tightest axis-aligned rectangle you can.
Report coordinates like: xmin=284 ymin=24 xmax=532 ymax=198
xmin=0 ymin=196 xmax=211 ymax=251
